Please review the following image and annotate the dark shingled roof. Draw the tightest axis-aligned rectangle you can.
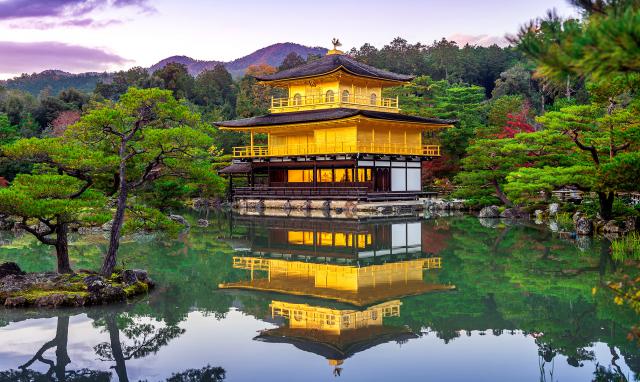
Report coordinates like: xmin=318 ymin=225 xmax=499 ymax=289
xmin=254 ymin=54 xmax=414 ymax=82
xmin=215 ymin=108 xmax=455 ymax=129
xmin=218 ymin=162 xmax=252 ymax=174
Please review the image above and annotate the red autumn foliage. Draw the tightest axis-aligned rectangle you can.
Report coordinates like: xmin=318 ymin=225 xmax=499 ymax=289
xmin=49 ymin=110 xmax=81 ymax=137
xmin=0 ymin=177 xmax=8 ymax=187
xmin=422 ymin=155 xmax=459 ymax=184
xmin=496 ymin=102 xmax=535 ymax=139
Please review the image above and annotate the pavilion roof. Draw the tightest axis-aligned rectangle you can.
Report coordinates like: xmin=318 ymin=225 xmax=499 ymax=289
xmin=254 ymin=54 xmax=414 ymax=83
xmin=215 ymin=108 xmax=455 ymax=129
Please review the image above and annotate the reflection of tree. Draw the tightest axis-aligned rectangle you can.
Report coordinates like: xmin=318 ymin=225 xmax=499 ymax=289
xmin=166 ymin=365 xmax=226 ymax=382
xmin=0 ymin=316 xmax=111 ymax=381
xmin=94 ymin=313 xmax=185 ymax=382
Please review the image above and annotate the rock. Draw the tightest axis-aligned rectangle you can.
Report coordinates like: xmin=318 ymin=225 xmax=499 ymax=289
xmin=197 ymin=219 xmax=209 ymax=227
xmin=0 ymin=262 xmax=24 ymax=278
xmin=0 ymin=215 xmax=14 ymax=230
xmin=121 ymin=269 xmax=151 ymax=286
xmin=478 ymin=218 xmax=499 ymax=228
xmin=549 ymin=221 xmax=559 ymax=232
xmin=78 ymin=226 xmax=102 ymax=234
xmin=575 ymin=217 xmax=593 ymax=236
xmin=4 ymin=296 xmax=27 ymax=307
xmin=602 ymin=220 xmax=625 ymax=234
xmin=96 ymin=285 xmax=126 ymax=303
xmin=575 ymin=235 xmax=592 ymax=252
xmin=478 ymin=205 xmax=500 ymax=218
xmin=101 ymin=220 xmax=114 ymax=232
xmin=500 ymin=208 xmax=528 ymax=219
xmin=169 ymin=214 xmax=190 ymax=227
xmin=572 ymin=212 xmax=584 ymax=225
xmin=548 ymin=203 xmax=560 ymax=216
xmin=192 ymin=198 xmax=210 ymax=209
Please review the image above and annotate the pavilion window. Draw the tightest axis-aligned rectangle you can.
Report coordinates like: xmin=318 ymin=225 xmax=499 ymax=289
xmin=293 ymin=93 xmax=302 ymax=106
xmin=325 ymin=90 xmax=335 ymax=102
xmin=334 ymin=168 xmax=353 ymax=182
xmin=370 ymin=93 xmax=377 ymax=105
xmin=341 ymin=90 xmax=350 ymax=103
xmin=357 ymin=168 xmax=372 ymax=182
xmin=317 ymin=169 xmax=333 ymax=182
xmin=287 ymin=169 xmax=313 ymax=182
xmin=317 ymin=232 xmax=333 ymax=246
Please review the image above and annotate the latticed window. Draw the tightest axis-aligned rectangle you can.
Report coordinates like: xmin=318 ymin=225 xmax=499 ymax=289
xmin=341 ymin=90 xmax=350 ymax=103
xmin=293 ymin=93 xmax=302 ymax=106
xmin=326 ymin=90 xmax=335 ymax=102
xmin=370 ymin=93 xmax=377 ymax=105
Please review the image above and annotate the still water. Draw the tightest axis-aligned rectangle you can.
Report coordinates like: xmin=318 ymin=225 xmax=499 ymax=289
xmin=0 ymin=212 xmax=638 ymax=381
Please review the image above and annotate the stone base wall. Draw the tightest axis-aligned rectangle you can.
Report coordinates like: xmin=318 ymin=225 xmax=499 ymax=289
xmin=232 ymin=198 xmax=424 ymax=219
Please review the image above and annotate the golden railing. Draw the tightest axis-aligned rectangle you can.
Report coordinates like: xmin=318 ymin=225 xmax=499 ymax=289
xmin=232 ymin=142 xmax=441 ymax=158
xmin=270 ymin=94 xmax=399 ymax=113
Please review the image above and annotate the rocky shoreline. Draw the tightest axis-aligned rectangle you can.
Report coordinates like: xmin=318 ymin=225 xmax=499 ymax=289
xmin=0 ymin=263 xmax=154 ymax=309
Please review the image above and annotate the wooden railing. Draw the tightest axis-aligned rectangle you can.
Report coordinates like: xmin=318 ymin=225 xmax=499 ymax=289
xmin=270 ymin=94 xmax=399 ymax=113
xmin=234 ymin=186 xmax=369 ymax=199
xmin=232 ymin=143 xmax=441 ymax=158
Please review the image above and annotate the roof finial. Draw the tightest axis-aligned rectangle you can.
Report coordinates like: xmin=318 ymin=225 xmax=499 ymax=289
xmin=327 ymin=38 xmax=344 ymax=55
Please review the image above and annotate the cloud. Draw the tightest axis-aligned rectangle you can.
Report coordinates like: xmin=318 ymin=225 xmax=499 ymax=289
xmin=9 ymin=18 xmax=123 ymax=29
xmin=448 ymin=34 xmax=510 ymax=48
xmin=0 ymin=0 xmax=154 ymax=28
xmin=0 ymin=41 xmax=130 ymax=75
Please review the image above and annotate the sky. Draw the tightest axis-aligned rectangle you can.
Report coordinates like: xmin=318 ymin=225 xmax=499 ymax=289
xmin=0 ymin=0 xmax=578 ymax=79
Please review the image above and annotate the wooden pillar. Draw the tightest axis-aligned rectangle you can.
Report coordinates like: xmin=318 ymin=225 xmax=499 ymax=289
xmin=250 ymin=131 xmax=254 ymax=155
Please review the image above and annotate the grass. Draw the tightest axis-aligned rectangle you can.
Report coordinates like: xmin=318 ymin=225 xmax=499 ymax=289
xmin=611 ymin=232 xmax=640 ymax=261
xmin=555 ymin=212 xmax=574 ymax=230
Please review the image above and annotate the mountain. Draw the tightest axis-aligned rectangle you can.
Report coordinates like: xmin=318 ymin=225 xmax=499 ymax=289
xmin=150 ymin=42 xmax=327 ymax=77
xmin=148 ymin=55 xmax=223 ymax=76
xmin=224 ymin=42 xmax=327 ymax=76
xmin=0 ymin=70 xmax=111 ymax=95
xmin=1 ymin=42 xmax=328 ymax=95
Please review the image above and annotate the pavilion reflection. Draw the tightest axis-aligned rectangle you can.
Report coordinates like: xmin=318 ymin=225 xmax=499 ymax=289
xmin=255 ymin=299 xmax=415 ymax=376
xmin=220 ymin=216 xmax=454 ymax=306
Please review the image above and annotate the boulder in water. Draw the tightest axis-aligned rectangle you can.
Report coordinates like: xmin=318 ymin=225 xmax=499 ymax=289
xmin=478 ymin=205 xmax=500 ymax=218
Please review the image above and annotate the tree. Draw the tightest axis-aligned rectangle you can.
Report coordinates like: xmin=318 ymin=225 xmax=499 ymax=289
xmin=278 ymin=52 xmax=305 ymax=71
xmin=0 ymin=113 xmax=18 ymax=145
xmin=486 ymin=95 xmax=526 ymax=135
xmin=193 ymin=64 xmax=236 ymax=118
xmin=66 ymin=88 xmax=219 ymax=276
xmin=434 ymin=85 xmax=487 ymax=159
xmin=509 ymin=99 xmax=640 ymax=219
xmin=491 ymin=64 xmax=535 ymax=100
xmin=0 ymin=138 xmax=110 ymax=273
xmin=235 ymin=64 xmax=278 ymax=119
xmin=428 ymin=38 xmax=460 ymax=81
xmin=454 ymin=138 xmax=528 ymax=207
xmin=153 ymin=63 xmax=195 ymax=100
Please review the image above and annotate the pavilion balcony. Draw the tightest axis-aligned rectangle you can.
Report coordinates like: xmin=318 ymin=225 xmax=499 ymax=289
xmin=231 ymin=143 xmax=441 ymax=158
xmin=270 ymin=94 xmax=399 ymax=113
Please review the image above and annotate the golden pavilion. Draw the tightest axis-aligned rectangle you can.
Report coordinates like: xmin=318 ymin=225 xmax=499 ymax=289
xmin=217 ymin=40 xmax=454 ymax=204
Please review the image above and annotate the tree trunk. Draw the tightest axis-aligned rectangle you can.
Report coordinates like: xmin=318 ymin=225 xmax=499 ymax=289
xmin=106 ymin=314 xmax=130 ymax=382
xmin=54 ymin=316 xmax=71 ymax=381
xmin=101 ymin=185 xmax=127 ymax=276
xmin=101 ymin=141 xmax=128 ymax=277
xmin=55 ymin=222 xmax=72 ymax=274
xmin=598 ymin=191 xmax=615 ymax=220
xmin=492 ymin=179 xmax=513 ymax=207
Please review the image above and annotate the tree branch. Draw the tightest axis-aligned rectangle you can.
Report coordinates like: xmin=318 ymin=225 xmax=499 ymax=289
xmin=19 ymin=218 xmax=56 ymax=246
xmin=564 ymin=129 xmax=600 ymax=166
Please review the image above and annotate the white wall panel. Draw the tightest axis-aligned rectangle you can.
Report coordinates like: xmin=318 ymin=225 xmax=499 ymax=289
xmin=391 ymin=168 xmax=406 ymax=191
xmin=407 ymin=168 xmax=421 ymax=191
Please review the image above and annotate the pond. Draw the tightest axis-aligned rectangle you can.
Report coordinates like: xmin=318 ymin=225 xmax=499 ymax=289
xmin=0 ymin=212 xmax=638 ymax=381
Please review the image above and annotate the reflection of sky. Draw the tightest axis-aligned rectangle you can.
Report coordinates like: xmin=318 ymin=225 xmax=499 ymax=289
xmin=0 ymin=310 xmax=633 ymax=381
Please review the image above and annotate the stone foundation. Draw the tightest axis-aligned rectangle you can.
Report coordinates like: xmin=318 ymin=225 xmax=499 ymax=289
xmin=232 ymin=198 xmax=425 ymax=219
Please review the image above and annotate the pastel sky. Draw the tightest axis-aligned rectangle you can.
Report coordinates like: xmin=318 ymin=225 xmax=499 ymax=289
xmin=0 ymin=0 xmax=578 ymax=79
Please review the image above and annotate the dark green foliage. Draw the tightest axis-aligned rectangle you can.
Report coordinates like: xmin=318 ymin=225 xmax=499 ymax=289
xmin=278 ymin=52 xmax=306 ymax=71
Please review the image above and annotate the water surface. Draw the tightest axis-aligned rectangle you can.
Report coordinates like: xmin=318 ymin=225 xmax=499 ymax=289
xmin=0 ymin=212 xmax=638 ymax=381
